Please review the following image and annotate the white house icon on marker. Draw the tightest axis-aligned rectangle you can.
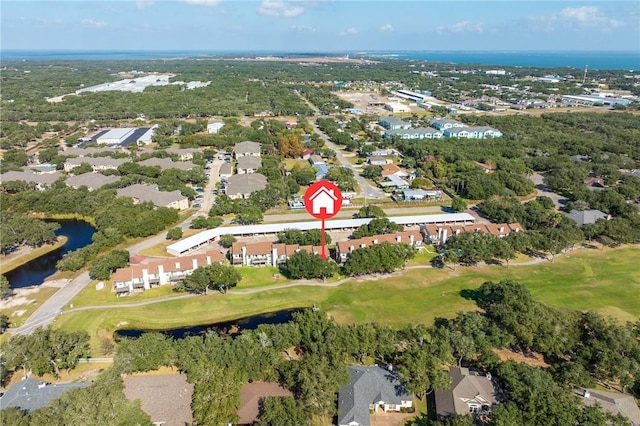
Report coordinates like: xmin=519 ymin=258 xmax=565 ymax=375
xmin=308 ymin=185 xmax=338 ymax=215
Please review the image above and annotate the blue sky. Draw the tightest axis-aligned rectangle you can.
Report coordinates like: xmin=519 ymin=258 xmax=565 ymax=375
xmin=2 ymin=1 xmax=639 ymax=51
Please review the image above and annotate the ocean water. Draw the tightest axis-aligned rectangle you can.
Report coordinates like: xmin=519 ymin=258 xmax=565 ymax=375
xmin=1 ymin=49 xmax=638 ymax=71
xmin=366 ymin=50 xmax=640 ymax=71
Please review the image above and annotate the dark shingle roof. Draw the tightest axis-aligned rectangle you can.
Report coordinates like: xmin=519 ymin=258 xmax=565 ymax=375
xmin=0 ymin=378 xmax=91 ymax=412
xmin=338 ymin=365 xmax=411 ymax=426
xmin=563 ymin=209 xmax=608 ymax=227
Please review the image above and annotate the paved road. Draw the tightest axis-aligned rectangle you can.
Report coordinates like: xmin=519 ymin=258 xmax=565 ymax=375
xmin=528 ymin=173 xmax=568 ymax=210
xmin=310 ymin=119 xmax=387 ymax=199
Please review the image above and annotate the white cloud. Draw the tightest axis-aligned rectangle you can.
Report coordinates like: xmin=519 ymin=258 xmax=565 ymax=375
xmin=291 ymin=24 xmax=318 ymax=33
xmin=81 ymin=19 xmax=108 ymax=28
xmin=436 ymin=20 xmax=484 ymax=35
xmin=37 ymin=17 xmax=63 ymax=25
xmin=258 ymin=0 xmax=304 ymax=17
xmin=380 ymin=23 xmax=393 ymax=32
xmin=136 ymin=1 xmax=154 ymax=9
xmin=340 ymin=27 xmax=358 ymax=36
xmin=529 ymin=6 xmax=626 ymax=32
xmin=178 ymin=0 xmax=222 ymax=6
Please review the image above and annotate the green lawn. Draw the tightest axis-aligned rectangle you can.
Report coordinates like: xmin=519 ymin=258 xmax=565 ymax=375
xmin=54 ymin=245 xmax=640 ymax=356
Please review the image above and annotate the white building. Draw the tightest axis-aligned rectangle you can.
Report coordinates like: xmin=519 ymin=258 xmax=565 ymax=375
xmin=97 ymin=128 xmax=135 ymax=145
xmin=207 ymin=122 xmax=224 ymax=134
xmin=384 ymin=102 xmax=411 ymax=113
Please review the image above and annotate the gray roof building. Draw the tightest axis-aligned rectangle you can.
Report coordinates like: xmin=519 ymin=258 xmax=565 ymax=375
xmin=379 ymin=116 xmax=412 ymax=129
xmin=165 ymin=147 xmax=199 ymax=160
xmin=117 ymin=184 xmax=188 ymax=209
xmin=234 ymin=141 xmax=261 ymax=158
xmin=64 ymin=156 xmax=129 ymax=171
xmin=226 ymin=173 xmax=267 ymax=199
xmin=429 ymin=117 xmax=465 ymax=130
xmin=1 ymin=170 xmax=62 ymax=187
xmin=0 ymin=378 xmax=91 ymax=412
xmin=580 ymin=389 xmax=640 ymax=426
xmin=138 ymin=157 xmax=194 ymax=171
xmin=563 ymin=209 xmax=609 ymax=227
xmin=435 ymin=367 xmax=498 ymax=418
xmin=62 ymin=147 xmax=118 ymax=157
xmin=219 ymin=162 xmax=232 ymax=177
xmin=338 ymin=365 xmax=412 ymax=426
xmin=65 ymin=172 xmax=119 ymax=190
xmin=236 ymin=156 xmax=262 ymax=173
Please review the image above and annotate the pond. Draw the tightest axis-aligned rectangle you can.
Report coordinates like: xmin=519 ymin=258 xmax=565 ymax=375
xmin=4 ymin=220 xmax=96 ymax=289
xmin=115 ymin=308 xmax=305 ymax=340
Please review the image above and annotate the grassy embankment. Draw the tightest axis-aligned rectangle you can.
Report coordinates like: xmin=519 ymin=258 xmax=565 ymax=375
xmin=54 ymin=245 xmax=640 ymax=355
xmin=1 ymin=236 xmax=68 ymax=275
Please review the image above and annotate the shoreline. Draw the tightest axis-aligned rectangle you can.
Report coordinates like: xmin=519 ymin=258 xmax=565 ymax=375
xmin=0 ymin=235 xmax=69 ymax=275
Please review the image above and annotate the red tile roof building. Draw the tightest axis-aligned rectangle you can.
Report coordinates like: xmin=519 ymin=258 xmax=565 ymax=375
xmin=112 ymin=250 xmax=225 ymax=295
xmin=335 ymin=230 xmax=423 ymax=263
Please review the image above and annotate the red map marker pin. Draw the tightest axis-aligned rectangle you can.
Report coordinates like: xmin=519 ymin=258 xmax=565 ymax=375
xmin=304 ymin=180 xmax=343 ymax=259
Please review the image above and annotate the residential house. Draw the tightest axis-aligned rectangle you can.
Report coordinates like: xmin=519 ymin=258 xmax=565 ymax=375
xmin=337 ymin=365 xmax=413 ymax=426
xmin=226 ymin=173 xmax=268 ymax=199
xmin=0 ymin=378 xmax=91 ymax=412
xmin=435 ymin=367 xmax=499 ymax=418
xmin=335 ymin=230 xmax=423 ymax=263
xmin=309 ymin=155 xmax=325 ymax=166
xmin=474 ymin=162 xmax=495 ymax=174
xmin=379 ymin=116 xmax=412 ymax=130
xmin=230 ymin=241 xmax=321 ymax=267
xmin=314 ymin=164 xmax=330 ymax=180
xmin=236 ymin=156 xmax=262 ymax=174
xmin=367 ymin=156 xmax=390 ymax=166
xmin=207 ymin=122 xmax=224 ymax=134
xmin=578 ymin=389 xmax=640 ymax=426
xmin=381 ymin=163 xmax=407 ymax=178
xmin=584 ymin=176 xmax=606 ymax=190
xmin=563 ymin=209 xmax=609 ymax=227
xmin=379 ymin=175 xmax=410 ymax=190
xmin=444 ymin=126 xmax=503 ymax=139
xmin=301 ymin=148 xmax=314 ymax=160
xmin=65 ymin=172 xmax=119 ymax=191
xmin=138 ymin=157 xmax=195 ymax=171
xmin=219 ymin=162 xmax=232 ymax=179
xmin=166 ymin=147 xmax=199 ymax=161
xmin=285 ymin=119 xmax=297 ymax=129
xmin=234 ymin=141 xmax=261 ymax=158
xmin=62 ymin=146 xmax=117 ymax=157
xmin=64 ymin=156 xmax=129 ymax=172
xmin=0 ymin=379 xmax=91 ymax=412
xmin=384 ymin=127 xmax=443 ymax=140
xmin=112 ymin=250 xmax=225 ymax=294
xmin=117 ymin=184 xmax=189 ymax=210
xmin=402 ymin=189 xmax=442 ymax=201
xmin=0 ymin=170 xmax=62 ymax=190
xmin=429 ymin=118 xmax=465 ymax=131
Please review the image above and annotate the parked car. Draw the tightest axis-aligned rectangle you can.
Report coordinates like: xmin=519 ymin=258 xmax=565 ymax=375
xmin=193 ymin=203 xmax=202 ymax=208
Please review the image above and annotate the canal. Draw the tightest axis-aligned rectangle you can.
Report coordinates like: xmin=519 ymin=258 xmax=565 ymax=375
xmin=4 ymin=220 xmax=96 ymax=289
xmin=115 ymin=308 xmax=305 ymax=340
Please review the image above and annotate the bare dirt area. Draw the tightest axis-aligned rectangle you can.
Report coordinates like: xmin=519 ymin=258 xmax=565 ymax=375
xmin=493 ymin=348 xmax=550 ymax=368
xmin=335 ymin=91 xmax=390 ymax=115
xmin=238 ymin=382 xmax=294 ymax=424
xmin=370 ymin=408 xmax=417 ymax=426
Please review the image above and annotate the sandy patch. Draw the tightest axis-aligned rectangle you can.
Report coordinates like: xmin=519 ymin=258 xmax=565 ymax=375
xmin=11 ymin=309 xmax=26 ymax=317
xmin=493 ymin=348 xmax=550 ymax=368
xmin=42 ymin=279 xmax=70 ymax=288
